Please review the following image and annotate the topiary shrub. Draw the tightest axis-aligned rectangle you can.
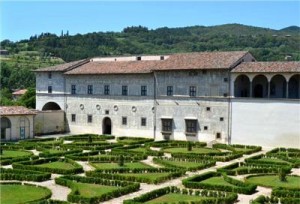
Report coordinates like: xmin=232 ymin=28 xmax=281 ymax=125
xmin=119 ymin=155 xmax=124 ymax=166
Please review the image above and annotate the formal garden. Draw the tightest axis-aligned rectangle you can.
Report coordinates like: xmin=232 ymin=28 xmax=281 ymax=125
xmin=0 ymin=134 xmax=299 ymax=204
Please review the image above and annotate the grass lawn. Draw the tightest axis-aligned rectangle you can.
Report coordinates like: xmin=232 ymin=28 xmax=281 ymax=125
xmin=0 ymin=184 xmax=51 ymax=204
xmin=145 ymin=193 xmax=206 ymax=203
xmin=128 ymin=147 xmax=148 ymax=153
xmin=200 ymin=177 xmax=235 ymax=187
xmin=0 ymin=150 xmax=32 ymax=159
xmin=257 ymin=158 xmax=291 ymax=164
xmin=72 ymin=182 xmax=119 ymax=198
xmin=90 ymin=162 xmax=153 ymax=169
xmin=246 ymin=175 xmax=300 ymax=189
xmin=120 ymin=172 xmax=170 ymax=181
xmin=163 ymin=147 xmax=220 ymax=154
xmin=155 ymin=160 xmax=204 ymax=168
xmin=45 ymin=149 xmax=64 ymax=154
xmin=36 ymin=161 xmax=77 ymax=170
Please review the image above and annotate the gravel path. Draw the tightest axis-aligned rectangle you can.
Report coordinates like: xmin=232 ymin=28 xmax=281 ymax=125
xmin=237 ymin=186 xmax=272 ymax=204
xmin=29 ymin=149 xmax=41 ymax=156
xmin=291 ymin=168 xmax=300 ymax=176
xmin=141 ymin=156 xmax=163 ymax=168
xmin=103 ymin=150 xmax=267 ymax=204
xmin=76 ymin=161 xmax=95 ymax=172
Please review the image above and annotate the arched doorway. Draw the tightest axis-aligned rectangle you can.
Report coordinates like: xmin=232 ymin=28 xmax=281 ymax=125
xmin=19 ymin=117 xmax=30 ymax=140
xmin=270 ymin=75 xmax=286 ymax=98
xmin=252 ymin=75 xmax=268 ymax=98
xmin=1 ymin=117 xmax=11 ymax=140
xmin=42 ymin=102 xmax=61 ymax=111
xmin=234 ymin=75 xmax=250 ymax=97
xmin=288 ymin=74 xmax=300 ymax=99
xmin=102 ymin=117 xmax=112 ymax=135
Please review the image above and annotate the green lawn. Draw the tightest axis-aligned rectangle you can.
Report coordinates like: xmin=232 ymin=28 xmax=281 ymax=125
xmin=72 ymin=182 xmax=119 ymax=198
xmin=45 ymin=149 xmax=64 ymax=154
xmin=155 ymin=160 xmax=204 ymax=168
xmin=120 ymin=172 xmax=170 ymax=181
xmin=90 ymin=162 xmax=153 ymax=169
xmin=36 ymin=161 xmax=77 ymax=170
xmin=128 ymin=147 xmax=148 ymax=153
xmin=257 ymin=158 xmax=291 ymax=164
xmin=200 ymin=177 xmax=235 ymax=187
xmin=163 ymin=147 xmax=220 ymax=154
xmin=145 ymin=193 xmax=206 ymax=203
xmin=0 ymin=150 xmax=32 ymax=159
xmin=0 ymin=184 xmax=51 ymax=204
xmin=246 ymin=175 xmax=300 ymax=189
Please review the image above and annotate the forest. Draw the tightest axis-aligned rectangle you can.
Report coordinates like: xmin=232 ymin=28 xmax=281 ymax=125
xmin=0 ymin=23 xmax=299 ymax=107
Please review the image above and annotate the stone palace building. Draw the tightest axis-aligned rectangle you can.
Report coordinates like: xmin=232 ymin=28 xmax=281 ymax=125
xmin=35 ymin=51 xmax=300 ymax=148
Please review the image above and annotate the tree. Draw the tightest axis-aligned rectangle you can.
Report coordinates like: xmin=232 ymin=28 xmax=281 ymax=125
xmin=187 ymin=142 xmax=193 ymax=151
xmin=278 ymin=168 xmax=287 ymax=182
xmin=119 ymin=155 xmax=124 ymax=166
xmin=16 ymin=88 xmax=36 ymax=108
xmin=88 ymin=135 xmax=92 ymax=143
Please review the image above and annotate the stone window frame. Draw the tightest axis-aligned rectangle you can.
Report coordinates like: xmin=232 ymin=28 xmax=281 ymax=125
xmin=104 ymin=85 xmax=110 ymax=95
xmin=87 ymin=85 xmax=93 ymax=95
xmin=189 ymin=86 xmax=196 ymax=97
xmin=71 ymin=114 xmax=76 ymax=122
xmin=122 ymin=85 xmax=128 ymax=96
xmin=185 ymin=119 xmax=197 ymax=134
xmin=167 ymin=86 xmax=173 ymax=96
xmin=161 ymin=119 xmax=172 ymax=132
xmin=141 ymin=85 xmax=147 ymax=96
xmin=71 ymin=85 xmax=76 ymax=94
xmin=122 ymin=117 xmax=127 ymax=125
xmin=141 ymin=117 xmax=147 ymax=126
xmin=48 ymin=86 xmax=52 ymax=94
xmin=87 ymin=115 xmax=93 ymax=123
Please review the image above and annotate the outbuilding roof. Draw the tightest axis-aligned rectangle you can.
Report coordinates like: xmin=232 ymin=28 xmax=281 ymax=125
xmin=12 ymin=89 xmax=27 ymax=95
xmin=0 ymin=106 xmax=36 ymax=116
xmin=34 ymin=59 xmax=89 ymax=72
xmin=232 ymin=61 xmax=300 ymax=73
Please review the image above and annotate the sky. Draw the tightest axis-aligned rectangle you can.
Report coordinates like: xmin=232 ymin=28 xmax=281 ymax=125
xmin=1 ymin=1 xmax=300 ymax=42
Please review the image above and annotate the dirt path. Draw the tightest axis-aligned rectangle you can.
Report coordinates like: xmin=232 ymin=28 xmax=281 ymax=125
xmin=141 ymin=156 xmax=163 ymax=168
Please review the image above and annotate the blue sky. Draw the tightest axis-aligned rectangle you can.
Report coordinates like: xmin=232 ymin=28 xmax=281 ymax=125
xmin=1 ymin=1 xmax=300 ymax=42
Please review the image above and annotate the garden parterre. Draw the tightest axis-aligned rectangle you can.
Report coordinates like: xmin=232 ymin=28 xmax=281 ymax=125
xmin=0 ymin=135 xmax=299 ymax=204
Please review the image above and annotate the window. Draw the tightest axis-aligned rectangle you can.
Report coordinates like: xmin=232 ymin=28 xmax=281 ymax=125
xmin=71 ymin=85 xmax=76 ymax=94
xmin=141 ymin=118 xmax=147 ymax=126
xmin=105 ymin=110 xmax=109 ymax=115
xmin=141 ymin=86 xmax=147 ymax=96
xmin=104 ymin=85 xmax=110 ymax=95
xmin=48 ymin=86 xmax=52 ymax=93
xmin=122 ymin=85 xmax=128 ymax=96
xmin=160 ymin=56 xmax=164 ymax=60
xmin=167 ymin=86 xmax=173 ymax=96
xmin=185 ymin=120 xmax=197 ymax=134
xmin=206 ymin=107 xmax=211 ymax=111
xmin=162 ymin=119 xmax=172 ymax=132
xmin=224 ymin=78 xmax=228 ymax=82
xmin=189 ymin=86 xmax=196 ymax=97
xmin=204 ymin=126 xmax=208 ymax=130
xmin=88 ymin=85 xmax=93 ymax=95
xmin=48 ymin=72 xmax=52 ymax=79
xmin=223 ymin=93 xmax=228 ymax=97
xmin=122 ymin=117 xmax=127 ymax=125
xmin=87 ymin=115 xmax=93 ymax=123
xmin=71 ymin=114 xmax=76 ymax=122
xmin=136 ymin=56 xmax=141 ymax=61
xmin=216 ymin=132 xmax=222 ymax=139
xmin=220 ymin=117 xmax=224 ymax=121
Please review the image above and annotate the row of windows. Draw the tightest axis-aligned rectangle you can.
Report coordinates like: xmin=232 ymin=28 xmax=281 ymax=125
xmin=48 ymin=85 xmax=215 ymax=97
xmin=71 ymin=114 xmax=147 ymax=126
xmin=70 ymin=85 xmax=148 ymax=96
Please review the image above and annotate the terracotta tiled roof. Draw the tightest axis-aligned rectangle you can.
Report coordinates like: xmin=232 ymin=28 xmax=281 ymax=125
xmin=0 ymin=106 xmax=36 ymax=116
xmin=65 ymin=60 xmax=158 ymax=75
xmin=65 ymin=51 xmax=248 ymax=75
xmin=232 ymin=61 xmax=300 ymax=73
xmin=34 ymin=59 xmax=88 ymax=72
xmin=12 ymin=89 xmax=27 ymax=95
xmin=154 ymin=51 xmax=248 ymax=70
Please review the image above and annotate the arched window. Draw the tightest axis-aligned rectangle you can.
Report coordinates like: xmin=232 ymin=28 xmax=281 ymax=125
xmin=1 ymin=117 xmax=11 ymax=140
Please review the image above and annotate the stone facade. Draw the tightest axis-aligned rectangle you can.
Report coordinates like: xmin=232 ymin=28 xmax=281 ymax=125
xmin=35 ymin=51 xmax=300 ymax=147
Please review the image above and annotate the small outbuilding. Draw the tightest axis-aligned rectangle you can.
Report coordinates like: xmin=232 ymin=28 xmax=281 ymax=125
xmin=0 ymin=106 xmax=36 ymax=141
